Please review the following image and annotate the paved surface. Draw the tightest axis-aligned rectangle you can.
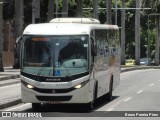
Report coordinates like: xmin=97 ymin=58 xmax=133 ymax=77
xmin=0 ymin=67 xmax=20 ymax=80
xmin=0 ymin=65 xmax=160 ymax=110
xmin=0 ymin=67 xmax=20 ymax=110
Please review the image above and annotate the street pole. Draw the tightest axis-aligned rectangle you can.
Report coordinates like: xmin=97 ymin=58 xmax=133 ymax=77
xmin=56 ymin=0 xmax=58 ymax=18
xmin=121 ymin=0 xmax=125 ymax=65
xmin=14 ymin=0 xmax=24 ymax=38
xmin=32 ymin=0 xmax=40 ymax=23
xmin=147 ymin=13 xmax=160 ymax=65
xmin=115 ymin=0 xmax=117 ymax=25
xmin=62 ymin=0 xmax=68 ymax=17
xmin=147 ymin=15 xmax=150 ymax=65
xmin=135 ymin=0 xmax=140 ymax=65
xmin=93 ymin=0 xmax=98 ymax=19
xmin=106 ymin=0 xmax=112 ymax=24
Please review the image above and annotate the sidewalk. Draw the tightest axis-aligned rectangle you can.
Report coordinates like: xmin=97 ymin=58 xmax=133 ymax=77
xmin=0 ymin=67 xmax=21 ymax=109
xmin=0 ymin=67 xmax=20 ymax=81
xmin=0 ymin=66 xmax=160 ymax=110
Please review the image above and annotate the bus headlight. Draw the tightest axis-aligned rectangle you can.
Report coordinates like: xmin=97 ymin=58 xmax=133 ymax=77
xmin=27 ymin=84 xmax=34 ymax=89
xmin=74 ymin=84 xmax=82 ymax=89
xmin=74 ymin=80 xmax=88 ymax=89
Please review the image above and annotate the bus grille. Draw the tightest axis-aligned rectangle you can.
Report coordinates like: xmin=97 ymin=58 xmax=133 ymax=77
xmin=33 ymin=87 xmax=75 ymax=93
xmin=36 ymin=96 xmax=72 ymax=101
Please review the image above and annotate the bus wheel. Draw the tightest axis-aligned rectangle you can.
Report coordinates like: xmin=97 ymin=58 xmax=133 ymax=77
xmin=86 ymin=83 xmax=97 ymax=111
xmin=106 ymin=80 xmax=113 ymax=101
xmin=32 ymin=103 xmax=41 ymax=111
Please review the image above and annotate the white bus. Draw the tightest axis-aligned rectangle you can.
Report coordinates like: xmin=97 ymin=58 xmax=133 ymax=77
xmin=20 ymin=18 xmax=120 ymax=110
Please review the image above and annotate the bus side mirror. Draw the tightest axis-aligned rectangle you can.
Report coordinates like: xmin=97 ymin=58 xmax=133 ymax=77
xmin=91 ymin=43 xmax=97 ymax=56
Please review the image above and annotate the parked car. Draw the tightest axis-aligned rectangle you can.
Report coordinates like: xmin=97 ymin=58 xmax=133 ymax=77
xmin=140 ymin=58 xmax=151 ymax=65
xmin=125 ymin=59 xmax=135 ymax=66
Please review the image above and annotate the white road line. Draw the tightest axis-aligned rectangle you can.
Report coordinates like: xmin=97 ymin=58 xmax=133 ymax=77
xmin=137 ymin=90 xmax=143 ymax=94
xmin=5 ymin=103 xmax=31 ymax=111
xmin=149 ymin=84 xmax=154 ymax=86
xmin=124 ymin=97 xmax=132 ymax=102
xmin=106 ymin=97 xmax=126 ymax=111
xmin=106 ymin=108 xmax=114 ymax=111
xmin=0 ymin=84 xmax=20 ymax=89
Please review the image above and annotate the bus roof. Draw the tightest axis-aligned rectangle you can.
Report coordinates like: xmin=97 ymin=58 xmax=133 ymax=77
xmin=49 ymin=18 xmax=100 ymax=24
xmin=23 ymin=23 xmax=119 ymax=36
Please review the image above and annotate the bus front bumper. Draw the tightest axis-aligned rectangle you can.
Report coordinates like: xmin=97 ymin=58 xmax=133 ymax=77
xmin=21 ymin=81 xmax=93 ymax=104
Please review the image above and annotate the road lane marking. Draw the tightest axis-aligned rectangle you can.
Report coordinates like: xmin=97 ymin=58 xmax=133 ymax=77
xmin=124 ymin=97 xmax=132 ymax=102
xmin=105 ymin=97 xmax=126 ymax=111
xmin=137 ymin=90 xmax=143 ymax=94
xmin=0 ymin=84 xmax=20 ymax=89
xmin=106 ymin=108 xmax=114 ymax=111
xmin=149 ymin=84 xmax=154 ymax=86
xmin=5 ymin=103 xmax=31 ymax=111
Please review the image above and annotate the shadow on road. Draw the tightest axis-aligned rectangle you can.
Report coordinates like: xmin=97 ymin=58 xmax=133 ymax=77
xmin=25 ymin=95 xmax=119 ymax=114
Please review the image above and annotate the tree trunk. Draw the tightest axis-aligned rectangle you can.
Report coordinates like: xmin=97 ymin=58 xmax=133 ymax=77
xmin=106 ymin=0 xmax=112 ymax=24
xmin=76 ymin=0 xmax=83 ymax=17
xmin=155 ymin=16 xmax=160 ymax=65
xmin=121 ymin=0 xmax=125 ymax=65
xmin=32 ymin=0 xmax=40 ymax=23
xmin=0 ymin=1 xmax=4 ymax=71
xmin=135 ymin=0 xmax=140 ymax=65
xmin=47 ymin=0 xmax=54 ymax=22
xmin=62 ymin=0 xmax=68 ymax=17
xmin=14 ymin=0 xmax=24 ymax=38
xmin=93 ymin=0 xmax=98 ymax=19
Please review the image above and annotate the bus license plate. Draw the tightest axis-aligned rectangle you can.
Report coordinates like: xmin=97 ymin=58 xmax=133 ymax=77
xmin=48 ymin=101 xmax=60 ymax=104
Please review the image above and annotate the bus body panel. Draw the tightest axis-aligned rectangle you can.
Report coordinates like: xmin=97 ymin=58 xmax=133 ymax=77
xmin=21 ymin=75 xmax=95 ymax=104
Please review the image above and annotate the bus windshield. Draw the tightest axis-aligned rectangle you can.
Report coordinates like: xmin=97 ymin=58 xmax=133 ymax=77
xmin=22 ymin=35 xmax=89 ymax=77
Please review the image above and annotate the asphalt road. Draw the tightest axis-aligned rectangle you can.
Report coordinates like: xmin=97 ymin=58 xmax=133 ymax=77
xmin=1 ymin=69 xmax=160 ymax=120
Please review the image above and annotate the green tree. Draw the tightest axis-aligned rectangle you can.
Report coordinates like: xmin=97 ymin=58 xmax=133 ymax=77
xmin=3 ymin=0 xmax=14 ymax=21
xmin=121 ymin=0 xmax=125 ymax=64
xmin=106 ymin=0 xmax=112 ymax=24
xmin=62 ymin=0 xmax=68 ymax=17
xmin=0 ymin=0 xmax=4 ymax=72
xmin=32 ymin=0 xmax=40 ymax=23
xmin=47 ymin=0 xmax=54 ymax=21
xmin=153 ymin=0 xmax=160 ymax=65
xmin=76 ymin=0 xmax=83 ymax=17
xmin=93 ymin=0 xmax=98 ymax=19
xmin=83 ymin=0 xmax=92 ymax=18
xmin=14 ymin=0 xmax=24 ymax=38
xmin=135 ymin=0 xmax=140 ymax=65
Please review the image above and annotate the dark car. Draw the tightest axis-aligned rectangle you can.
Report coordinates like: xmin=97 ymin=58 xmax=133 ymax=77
xmin=140 ymin=58 xmax=151 ymax=65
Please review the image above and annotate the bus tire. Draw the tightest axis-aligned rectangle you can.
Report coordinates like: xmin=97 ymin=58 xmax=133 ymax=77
xmin=32 ymin=103 xmax=41 ymax=111
xmin=86 ymin=82 xmax=97 ymax=111
xmin=106 ymin=79 xmax=113 ymax=101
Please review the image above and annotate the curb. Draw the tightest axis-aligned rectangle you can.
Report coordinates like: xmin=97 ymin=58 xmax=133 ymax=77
xmin=121 ymin=66 xmax=160 ymax=73
xmin=0 ymin=74 xmax=21 ymax=110
xmin=0 ymin=80 xmax=20 ymax=87
xmin=0 ymin=99 xmax=22 ymax=110
xmin=1 ymin=66 xmax=160 ymax=110
xmin=0 ymin=75 xmax=20 ymax=81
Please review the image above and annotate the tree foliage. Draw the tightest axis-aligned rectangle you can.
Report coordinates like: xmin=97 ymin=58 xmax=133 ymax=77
xmin=3 ymin=0 xmax=14 ymax=20
xmin=2 ymin=0 xmax=160 ymax=60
